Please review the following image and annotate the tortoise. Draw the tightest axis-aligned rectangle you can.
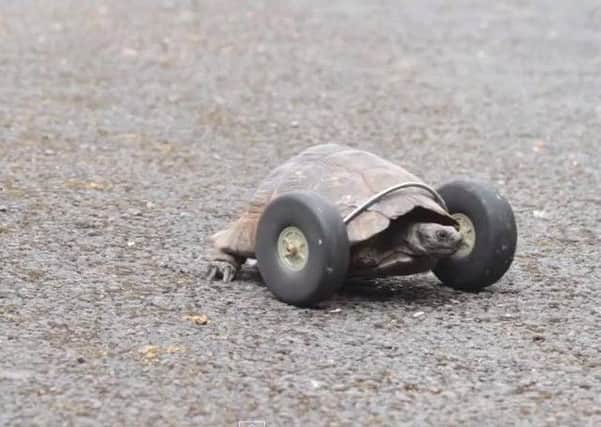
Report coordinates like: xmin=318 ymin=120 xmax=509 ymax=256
xmin=208 ymin=144 xmax=517 ymax=307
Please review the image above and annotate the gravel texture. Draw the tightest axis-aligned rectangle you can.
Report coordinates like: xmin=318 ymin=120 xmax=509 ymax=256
xmin=1 ymin=1 xmax=600 ymax=426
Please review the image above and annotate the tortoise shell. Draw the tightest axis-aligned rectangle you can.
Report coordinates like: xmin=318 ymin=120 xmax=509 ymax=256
xmin=211 ymin=144 xmax=456 ymax=258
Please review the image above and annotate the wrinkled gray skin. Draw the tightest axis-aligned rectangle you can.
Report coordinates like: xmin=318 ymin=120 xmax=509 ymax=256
xmin=350 ymin=222 xmax=462 ymax=277
xmin=207 ymin=221 xmax=462 ymax=282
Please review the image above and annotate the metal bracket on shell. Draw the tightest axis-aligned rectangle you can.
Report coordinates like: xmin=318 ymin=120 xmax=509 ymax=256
xmin=342 ymin=182 xmax=448 ymax=225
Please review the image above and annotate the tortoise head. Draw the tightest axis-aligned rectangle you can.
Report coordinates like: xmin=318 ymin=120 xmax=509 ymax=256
xmin=404 ymin=222 xmax=462 ymax=256
xmin=349 ymin=221 xmax=463 ymax=277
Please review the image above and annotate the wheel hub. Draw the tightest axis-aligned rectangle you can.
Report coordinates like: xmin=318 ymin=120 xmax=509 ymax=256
xmin=452 ymin=213 xmax=476 ymax=258
xmin=277 ymin=226 xmax=309 ymax=271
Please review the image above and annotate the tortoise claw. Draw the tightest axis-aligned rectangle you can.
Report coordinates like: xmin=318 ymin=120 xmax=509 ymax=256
xmin=222 ymin=265 xmax=235 ymax=283
xmin=206 ymin=265 xmax=218 ymax=281
xmin=206 ymin=260 xmax=237 ymax=282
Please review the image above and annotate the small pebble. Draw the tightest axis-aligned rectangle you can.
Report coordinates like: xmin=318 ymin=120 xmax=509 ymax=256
xmin=183 ymin=314 xmax=209 ymax=325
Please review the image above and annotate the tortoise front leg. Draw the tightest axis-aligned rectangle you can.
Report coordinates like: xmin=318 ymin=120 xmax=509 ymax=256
xmin=206 ymin=249 xmax=245 ymax=282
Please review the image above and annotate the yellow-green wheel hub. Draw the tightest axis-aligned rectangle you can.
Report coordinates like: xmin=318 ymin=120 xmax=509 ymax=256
xmin=452 ymin=213 xmax=476 ymax=258
xmin=277 ymin=226 xmax=309 ymax=271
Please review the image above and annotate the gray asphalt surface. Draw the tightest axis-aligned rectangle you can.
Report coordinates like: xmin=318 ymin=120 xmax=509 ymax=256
xmin=1 ymin=1 xmax=600 ymax=426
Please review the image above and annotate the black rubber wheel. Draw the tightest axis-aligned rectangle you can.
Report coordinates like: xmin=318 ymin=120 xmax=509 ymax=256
xmin=255 ymin=191 xmax=350 ymax=307
xmin=433 ymin=178 xmax=517 ymax=291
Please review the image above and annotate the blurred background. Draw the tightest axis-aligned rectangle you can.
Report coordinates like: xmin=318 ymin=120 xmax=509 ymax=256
xmin=1 ymin=1 xmax=600 ymax=426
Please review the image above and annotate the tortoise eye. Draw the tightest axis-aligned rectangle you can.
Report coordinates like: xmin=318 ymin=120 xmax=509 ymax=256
xmin=436 ymin=230 xmax=448 ymax=240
